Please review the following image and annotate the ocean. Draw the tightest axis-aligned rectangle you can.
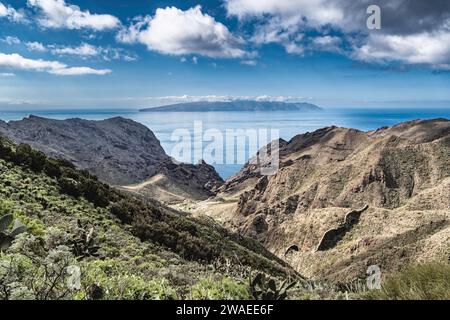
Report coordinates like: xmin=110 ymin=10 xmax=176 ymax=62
xmin=1 ymin=107 xmax=449 ymax=179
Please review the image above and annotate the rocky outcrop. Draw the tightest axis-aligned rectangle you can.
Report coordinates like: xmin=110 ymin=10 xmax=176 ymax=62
xmin=198 ymin=118 xmax=450 ymax=282
xmin=0 ymin=116 xmax=223 ymax=202
xmin=316 ymin=205 xmax=369 ymax=251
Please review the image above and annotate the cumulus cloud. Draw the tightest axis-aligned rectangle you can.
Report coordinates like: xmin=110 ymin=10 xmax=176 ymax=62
xmin=224 ymin=0 xmax=450 ymax=70
xmin=51 ymin=43 xmax=100 ymax=56
xmin=48 ymin=43 xmax=138 ymax=61
xmin=226 ymin=0 xmax=347 ymax=56
xmin=27 ymin=0 xmax=120 ymax=30
xmin=0 ymin=1 xmax=27 ymax=22
xmin=1 ymin=36 xmax=21 ymax=45
xmin=0 ymin=52 xmax=111 ymax=75
xmin=117 ymin=6 xmax=247 ymax=58
xmin=226 ymin=0 xmax=344 ymax=26
xmin=354 ymin=31 xmax=450 ymax=68
xmin=310 ymin=36 xmax=342 ymax=53
xmin=25 ymin=41 xmax=47 ymax=52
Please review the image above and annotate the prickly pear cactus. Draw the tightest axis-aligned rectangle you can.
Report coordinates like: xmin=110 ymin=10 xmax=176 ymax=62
xmin=0 ymin=214 xmax=27 ymax=251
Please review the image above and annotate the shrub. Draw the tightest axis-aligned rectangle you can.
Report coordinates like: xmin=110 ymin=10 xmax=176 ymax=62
xmin=365 ymin=262 xmax=450 ymax=300
xmin=132 ymin=220 xmax=219 ymax=263
xmin=10 ymin=144 xmax=47 ymax=172
xmin=69 ymin=219 xmax=100 ymax=260
xmin=80 ymin=179 xmax=110 ymax=208
xmin=1 ymin=233 xmax=79 ymax=300
xmin=190 ymin=278 xmax=251 ymax=300
xmin=109 ymin=200 xmax=135 ymax=224
xmin=249 ymin=273 xmax=296 ymax=300
xmin=0 ymin=213 xmax=27 ymax=251
xmin=58 ymin=177 xmax=81 ymax=197
xmin=0 ymin=139 xmax=13 ymax=161
xmin=29 ymin=150 xmax=47 ymax=172
xmin=91 ymin=276 xmax=178 ymax=300
xmin=55 ymin=158 xmax=76 ymax=169
xmin=43 ymin=160 xmax=62 ymax=178
xmin=13 ymin=144 xmax=33 ymax=167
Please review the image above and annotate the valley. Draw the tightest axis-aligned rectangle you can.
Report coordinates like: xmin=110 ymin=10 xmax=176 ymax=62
xmin=0 ymin=115 xmax=449 ymax=299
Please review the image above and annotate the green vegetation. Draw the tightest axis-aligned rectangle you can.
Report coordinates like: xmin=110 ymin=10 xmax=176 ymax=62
xmin=0 ymin=214 xmax=27 ymax=251
xmin=249 ymin=273 xmax=296 ymax=300
xmin=0 ymin=135 xmax=291 ymax=300
xmin=366 ymin=263 xmax=450 ymax=300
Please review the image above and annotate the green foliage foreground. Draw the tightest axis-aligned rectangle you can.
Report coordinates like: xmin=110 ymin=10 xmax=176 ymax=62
xmin=0 ymin=135 xmax=293 ymax=300
xmin=366 ymin=262 xmax=450 ymax=300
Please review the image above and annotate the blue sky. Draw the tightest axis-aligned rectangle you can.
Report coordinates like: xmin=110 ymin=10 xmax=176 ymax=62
xmin=0 ymin=0 xmax=450 ymax=109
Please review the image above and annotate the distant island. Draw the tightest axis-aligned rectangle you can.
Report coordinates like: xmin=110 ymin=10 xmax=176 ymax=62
xmin=140 ymin=100 xmax=321 ymax=112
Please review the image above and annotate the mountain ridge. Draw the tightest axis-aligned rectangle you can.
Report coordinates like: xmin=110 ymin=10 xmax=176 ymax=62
xmin=192 ymin=118 xmax=450 ymax=282
xmin=140 ymin=100 xmax=321 ymax=112
xmin=0 ymin=115 xmax=223 ymax=202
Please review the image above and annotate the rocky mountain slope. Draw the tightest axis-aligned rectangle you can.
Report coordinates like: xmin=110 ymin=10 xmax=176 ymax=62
xmin=0 ymin=116 xmax=223 ymax=202
xmin=195 ymin=119 xmax=450 ymax=282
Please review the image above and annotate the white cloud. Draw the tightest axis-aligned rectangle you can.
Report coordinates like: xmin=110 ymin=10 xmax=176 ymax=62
xmin=25 ymin=41 xmax=47 ymax=52
xmin=0 ymin=72 xmax=15 ymax=77
xmin=225 ymin=0 xmax=344 ymax=26
xmin=0 ymin=52 xmax=111 ymax=75
xmin=51 ymin=43 xmax=100 ymax=56
xmin=48 ymin=43 xmax=137 ymax=61
xmin=224 ymin=0 xmax=450 ymax=70
xmin=49 ymin=66 xmax=110 ymax=75
xmin=150 ymin=95 xmax=307 ymax=105
xmin=241 ymin=60 xmax=257 ymax=66
xmin=226 ymin=0 xmax=346 ymax=56
xmin=28 ymin=0 xmax=120 ymax=30
xmin=310 ymin=35 xmax=342 ymax=53
xmin=354 ymin=30 xmax=450 ymax=68
xmin=1 ymin=36 xmax=21 ymax=45
xmin=0 ymin=2 xmax=6 ymax=16
xmin=0 ymin=2 xmax=26 ymax=22
xmin=117 ymin=6 xmax=247 ymax=58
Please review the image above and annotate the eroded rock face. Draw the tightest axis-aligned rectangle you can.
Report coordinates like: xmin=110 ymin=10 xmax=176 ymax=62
xmin=209 ymin=119 xmax=450 ymax=282
xmin=222 ymin=119 xmax=450 ymax=216
xmin=0 ymin=116 xmax=223 ymax=201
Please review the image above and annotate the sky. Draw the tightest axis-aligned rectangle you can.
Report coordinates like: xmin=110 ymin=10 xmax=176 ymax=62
xmin=0 ymin=0 xmax=450 ymax=109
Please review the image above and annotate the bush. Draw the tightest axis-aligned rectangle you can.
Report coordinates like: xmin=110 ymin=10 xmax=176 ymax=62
xmin=0 ymin=139 xmax=13 ymax=161
xmin=12 ymin=144 xmax=47 ymax=172
xmin=44 ymin=160 xmax=62 ymax=178
xmin=1 ymin=232 xmax=79 ymax=300
xmin=365 ymin=262 xmax=450 ymax=300
xmin=80 ymin=179 xmax=110 ymax=208
xmin=58 ymin=177 xmax=81 ymax=197
xmin=190 ymin=278 xmax=251 ymax=300
xmin=12 ymin=144 xmax=33 ymax=167
xmin=109 ymin=200 xmax=135 ymax=224
xmin=82 ymin=274 xmax=178 ymax=300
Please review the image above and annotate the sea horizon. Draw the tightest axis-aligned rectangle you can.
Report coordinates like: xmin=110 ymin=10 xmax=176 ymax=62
xmin=1 ymin=107 xmax=449 ymax=179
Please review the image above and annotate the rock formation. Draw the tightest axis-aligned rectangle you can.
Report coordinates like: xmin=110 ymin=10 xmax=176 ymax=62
xmin=0 ymin=116 xmax=223 ymax=202
xmin=196 ymin=118 xmax=450 ymax=282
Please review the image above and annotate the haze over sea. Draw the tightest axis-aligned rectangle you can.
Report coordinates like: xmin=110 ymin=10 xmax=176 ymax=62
xmin=1 ymin=108 xmax=449 ymax=179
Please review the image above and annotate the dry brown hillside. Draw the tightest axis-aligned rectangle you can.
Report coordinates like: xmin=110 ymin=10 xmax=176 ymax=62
xmin=194 ymin=119 xmax=450 ymax=283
